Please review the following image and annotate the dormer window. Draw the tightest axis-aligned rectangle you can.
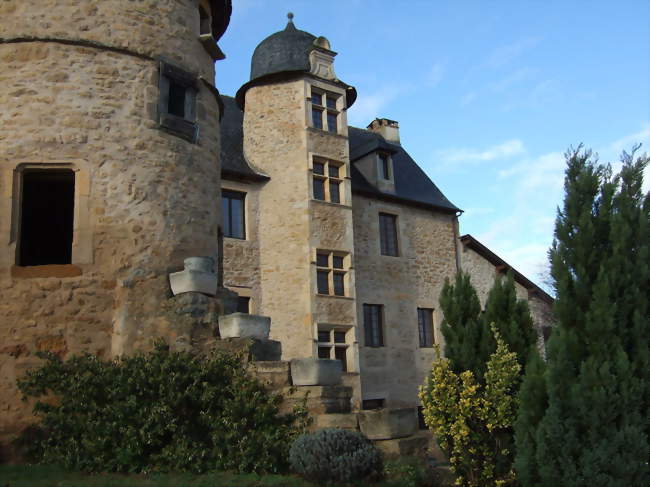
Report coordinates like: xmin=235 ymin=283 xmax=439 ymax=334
xmin=310 ymin=88 xmax=340 ymax=133
xmin=378 ymin=153 xmax=392 ymax=180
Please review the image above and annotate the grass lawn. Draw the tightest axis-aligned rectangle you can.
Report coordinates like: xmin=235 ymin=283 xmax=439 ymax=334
xmin=0 ymin=461 xmax=453 ymax=486
xmin=0 ymin=465 xmax=317 ymax=487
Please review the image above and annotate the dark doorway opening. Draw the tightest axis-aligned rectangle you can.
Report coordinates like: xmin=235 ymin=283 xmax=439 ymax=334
xmin=19 ymin=170 xmax=75 ymax=266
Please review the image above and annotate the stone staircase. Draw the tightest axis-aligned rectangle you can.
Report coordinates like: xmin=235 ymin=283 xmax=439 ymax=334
xmin=216 ymin=312 xmax=445 ymax=461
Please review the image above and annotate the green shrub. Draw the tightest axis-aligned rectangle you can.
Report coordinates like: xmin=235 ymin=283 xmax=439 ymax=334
xmin=382 ymin=457 xmax=433 ymax=487
xmin=17 ymin=343 xmax=310 ymax=474
xmin=289 ymin=428 xmax=383 ymax=484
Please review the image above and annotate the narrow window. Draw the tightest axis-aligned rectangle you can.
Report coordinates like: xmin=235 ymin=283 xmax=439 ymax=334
xmin=363 ymin=304 xmax=384 ymax=347
xmin=222 ymin=190 xmax=246 ymax=239
xmin=317 ymin=327 xmax=349 ymax=371
xmin=378 ymin=153 xmax=391 ymax=180
xmin=362 ymin=398 xmax=385 ymax=410
xmin=315 ymin=251 xmax=348 ymax=296
xmin=327 ymin=112 xmax=337 ymax=133
xmin=417 ymin=308 xmax=435 ymax=347
xmin=312 ymin=158 xmax=344 ymax=204
xmin=236 ymin=296 xmax=250 ymax=314
xmin=19 ymin=170 xmax=75 ymax=266
xmin=318 ymin=346 xmax=331 ymax=359
xmin=167 ymin=81 xmax=186 ymax=118
xmin=310 ymin=88 xmax=339 ymax=133
xmin=159 ymin=61 xmax=198 ymax=142
xmin=379 ymin=213 xmax=399 ymax=256
xmin=334 ymin=347 xmax=347 ymax=372
xmin=317 ymin=270 xmax=329 ymax=295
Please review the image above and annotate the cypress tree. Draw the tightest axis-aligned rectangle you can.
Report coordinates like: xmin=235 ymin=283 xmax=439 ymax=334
xmin=482 ymin=272 xmax=538 ymax=369
xmin=439 ymin=272 xmax=488 ymax=379
xmin=515 ymin=146 xmax=649 ymax=486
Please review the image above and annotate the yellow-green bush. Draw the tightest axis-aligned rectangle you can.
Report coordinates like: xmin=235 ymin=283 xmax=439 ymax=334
xmin=419 ymin=326 xmax=520 ymax=487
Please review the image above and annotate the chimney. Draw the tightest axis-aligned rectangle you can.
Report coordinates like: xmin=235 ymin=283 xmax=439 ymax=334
xmin=367 ymin=118 xmax=400 ymax=144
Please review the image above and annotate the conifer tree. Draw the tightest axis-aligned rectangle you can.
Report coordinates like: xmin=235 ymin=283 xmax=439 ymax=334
xmin=439 ymin=272 xmax=488 ymax=380
xmin=514 ymin=146 xmax=649 ymax=486
xmin=482 ymin=272 xmax=538 ymax=369
xmin=441 ymin=271 xmax=538 ymax=382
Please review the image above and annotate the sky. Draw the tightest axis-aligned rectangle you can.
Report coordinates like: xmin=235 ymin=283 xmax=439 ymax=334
xmin=216 ymin=0 xmax=650 ymax=291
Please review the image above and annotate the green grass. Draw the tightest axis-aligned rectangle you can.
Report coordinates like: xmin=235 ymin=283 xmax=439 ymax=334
xmin=0 ymin=465 xmax=317 ymax=487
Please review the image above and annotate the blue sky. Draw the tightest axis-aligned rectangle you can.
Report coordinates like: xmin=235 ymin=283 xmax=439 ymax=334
xmin=217 ymin=0 xmax=650 ymax=290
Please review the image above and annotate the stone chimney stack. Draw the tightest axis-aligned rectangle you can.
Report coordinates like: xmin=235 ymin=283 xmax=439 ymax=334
xmin=368 ymin=118 xmax=400 ymax=144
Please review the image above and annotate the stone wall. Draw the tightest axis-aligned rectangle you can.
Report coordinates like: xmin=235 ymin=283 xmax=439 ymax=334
xmin=241 ymin=80 xmax=314 ymax=361
xmin=0 ymin=0 xmax=224 ymax=451
xmin=459 ymin=245 xmax=555 ymax=332
xmin=352 ymin=195 xmax=458 ymax=408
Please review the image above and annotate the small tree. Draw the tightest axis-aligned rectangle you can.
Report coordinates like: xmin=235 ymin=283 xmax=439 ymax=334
xmin=441 ymin=271 xmax=537 ymax=383
xmin=440 ymin=272 xmax=490 ymax=380
xmin=482 ymin=272 xmax=538 ymax=369
xmin=420 ymin=326 xmax=521 ymax=487
xmin=514 ymin=146 xmax=649 ymax=486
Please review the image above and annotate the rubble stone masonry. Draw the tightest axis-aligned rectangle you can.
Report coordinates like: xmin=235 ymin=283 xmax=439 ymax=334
xmin=0 ymin=0 xmax=223 ymax=451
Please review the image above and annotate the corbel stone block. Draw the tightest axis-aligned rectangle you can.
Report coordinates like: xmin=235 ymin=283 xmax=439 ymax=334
xmin=358 ymin=407 xmax=417 ymax=440
xmin=218 ymin=313 xmax=271 ymax=339
xmin=290 ymin=357 xmax=342 ymax=386
xmin=169 ymin=257 xmax=218 ymax=296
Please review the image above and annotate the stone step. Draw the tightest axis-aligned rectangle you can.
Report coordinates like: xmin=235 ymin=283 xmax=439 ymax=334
xmin=374 ymin=432 xmax=429 ymax=459
xmin=248 ymin=361 xmax=291 ymax=389
xmin=311 ymin=413 xmax=359 ymax=431
xmin=280 ymin=385 xmax=353 ymax=414
xmin=212 ymin=337 xmax=281 ymax=361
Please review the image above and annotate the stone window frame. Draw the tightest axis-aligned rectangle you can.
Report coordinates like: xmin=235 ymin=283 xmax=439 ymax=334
xmin=378 ymin=211 xmax=399 ymax=257
xmin=158 ymin=59 xmax=199 ymax=143
xmin=316 ymin=325 xmax=352 ymax=372
xmin=307 ymin=82 xmax=346 ymax=135
xmin=363 ymin=303 xmax=385 ymax=347
xmin=417 ymin=307 xmax=435 ymax=348
xmin=222 ymin=189 xmax=246 ymax=239
xmin=315 ymin=249 xmax=349 ymax=297
xmin=1 ymin=160 xmax=92 ymax=276
xmin=310 ymin=156 xmax=345 ymax=204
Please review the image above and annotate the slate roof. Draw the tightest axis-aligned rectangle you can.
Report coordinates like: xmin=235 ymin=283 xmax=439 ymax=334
xmin=249 ymin=20 xmax=316 ymax=82
xmin=348 ymin=127 xmax=460 ymax=213
xmin=235 ymin=20 xmax=357 ymax=109
xmin=220 ymin=96 xmax=268 ymax=181
xmin=219 ymin=96 xmax=460 ymax=213
xmin=460 ymin=234 xmax=554 ymax=305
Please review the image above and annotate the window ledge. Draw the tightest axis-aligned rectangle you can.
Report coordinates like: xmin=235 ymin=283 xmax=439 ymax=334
xmin=316 ymin=294 xmax=354 ymax=301
xmin=224 ymin=236 xmax=247 ymax=241
xmin=306 ymin=127 xmax=348 ymax=140
xmin=12 ymin=264 xmax=82 ymax=279
xmin=311 ymin=199 xmax=352 ymax=210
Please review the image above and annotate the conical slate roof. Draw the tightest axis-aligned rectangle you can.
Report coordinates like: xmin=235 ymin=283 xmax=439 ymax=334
xmin=250 ymin=17 xmax=317 ymax=82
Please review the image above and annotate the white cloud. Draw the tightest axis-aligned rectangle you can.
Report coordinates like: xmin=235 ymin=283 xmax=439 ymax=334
xmin=462 ymin=207 xmax=495 ymax=219
xmin=438 ymin=139 xmax=526 ymax=164
xmin=608 ymin=122 xmax=650 ymax=155
xmin=490 ymin=67 xmax=536 ymax=92
xmin=498 ymin=151 xmax=565 ymax=193
xmin=485 ymin=37 xmax=541 ymax=68
xmin=347 ymin=84 xmax=408 ymax=126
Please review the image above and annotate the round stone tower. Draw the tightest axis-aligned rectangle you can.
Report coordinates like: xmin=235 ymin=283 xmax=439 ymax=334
xmin=0 ymin=0 xmax=231 ymax=450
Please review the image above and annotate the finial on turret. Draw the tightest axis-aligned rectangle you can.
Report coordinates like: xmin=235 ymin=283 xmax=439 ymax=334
xmin=285 ymin=11 xmax=296 ymax=30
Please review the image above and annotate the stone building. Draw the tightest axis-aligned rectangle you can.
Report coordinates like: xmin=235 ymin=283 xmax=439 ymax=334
xmin=219 ymin=17 xmax=554 ymax=411
xmin=0 ymin=0 xmax=233 ymax=453
xmin=0 ymin=4 xmax=554 ymax=455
